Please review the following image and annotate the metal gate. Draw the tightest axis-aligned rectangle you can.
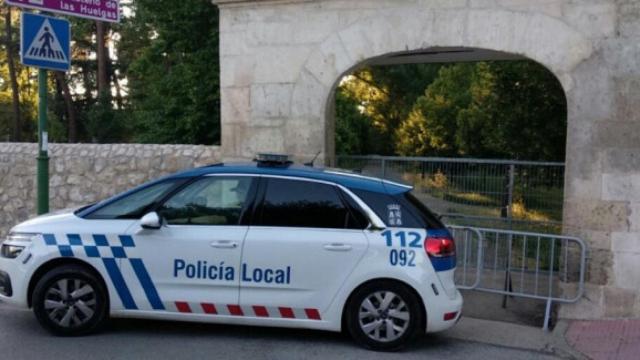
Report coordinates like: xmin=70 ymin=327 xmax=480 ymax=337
xmin=449 ymin=226 xmax=587 ymax=331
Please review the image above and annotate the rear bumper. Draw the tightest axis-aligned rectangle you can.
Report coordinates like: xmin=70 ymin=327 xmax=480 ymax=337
xmin=425 ymin=288 xmax=463 ymax=333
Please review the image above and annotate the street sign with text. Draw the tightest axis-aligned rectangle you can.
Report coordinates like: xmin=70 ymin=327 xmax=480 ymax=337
xmin=20 ymin=12 xmax=70 ymax=71
xmin=7 ymin=0 xmax=120 ymax=23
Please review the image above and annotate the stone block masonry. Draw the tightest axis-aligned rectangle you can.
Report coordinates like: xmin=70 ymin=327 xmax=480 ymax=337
xmin=213 ymin=0 xmax=640 ymax=320
xmin=0 ymin=143 xmax=220 ymax=237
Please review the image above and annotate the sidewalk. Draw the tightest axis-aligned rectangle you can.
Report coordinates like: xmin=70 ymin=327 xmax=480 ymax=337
xmin=445 ymin=316 xmax=640 ymax=360
xmin=442 ymin=317 xmax=584 ymax=359
xmin=565 ymin=319 xmax=640 ymax=360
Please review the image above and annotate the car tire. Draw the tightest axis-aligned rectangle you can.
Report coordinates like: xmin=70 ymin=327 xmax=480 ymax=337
xmin=345 ymin=280 xmax=424 ymax=351
xmin=32 ymin=264 xmax=109 ymax=336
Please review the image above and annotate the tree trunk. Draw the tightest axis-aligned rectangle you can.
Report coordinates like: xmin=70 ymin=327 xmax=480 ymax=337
xmin=55 ymin=72 xmax=78 ymax=142
xmin=5 ymin=8 xmax=22 ymax=141
xmin=81 ymin=61 xmax=93 ymax=104
xmin=96 ymin=21 xmax=109 ymax=97
xmin=112 ymin=71 xmax=124 ymax=109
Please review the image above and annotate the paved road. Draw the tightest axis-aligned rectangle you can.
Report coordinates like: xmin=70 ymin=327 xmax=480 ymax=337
xmin=0 ymin=303 xmax=560 ymax=360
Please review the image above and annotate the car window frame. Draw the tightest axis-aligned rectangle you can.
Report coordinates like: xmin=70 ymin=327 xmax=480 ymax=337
xmin=250 ymin=175 xmax=381 ymax=231
xmin=154 ymin=174 xmax=259 ymax=227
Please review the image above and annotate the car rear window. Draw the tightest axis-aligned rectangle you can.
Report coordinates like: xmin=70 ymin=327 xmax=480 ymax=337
xmin=396 ymin=192 xmax=445 ymax=229
xmin=350 ymin=189 xmax=444 ymax=229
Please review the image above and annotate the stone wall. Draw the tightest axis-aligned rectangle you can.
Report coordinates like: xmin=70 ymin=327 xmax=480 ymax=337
xmin=213 ymin=0 xmax=640 ymax=319
xmin=0 ymin=143 xmax=221 ymax=237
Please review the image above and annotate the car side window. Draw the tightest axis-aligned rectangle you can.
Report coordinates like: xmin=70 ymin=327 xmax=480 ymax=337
xmin=158 ymin=176 xmax=254 ymax=226
xmin=256 ymin=178 xmax=359 ymax=229
xmin=86 ymin=180 xmax=180 ymax=219
xmin=339 ymin=189 xmax=370 ymax=229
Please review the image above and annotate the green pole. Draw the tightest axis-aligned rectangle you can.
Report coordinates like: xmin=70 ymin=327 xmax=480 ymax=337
xmin=37 ymin=68 xmax=49 ymax=215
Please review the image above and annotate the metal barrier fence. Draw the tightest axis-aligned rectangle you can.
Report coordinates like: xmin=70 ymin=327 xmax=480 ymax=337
xmin=449 ymin=226 xmax=587 ymax=331
xmin=448 ymin=226 xmax=483 ymax=290
xmin=336 ymin=155 xmax=565 ymax=233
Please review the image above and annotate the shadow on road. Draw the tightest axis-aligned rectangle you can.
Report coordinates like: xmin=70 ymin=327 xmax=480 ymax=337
xmin=107 ymin=317 xmax=455 ymax=352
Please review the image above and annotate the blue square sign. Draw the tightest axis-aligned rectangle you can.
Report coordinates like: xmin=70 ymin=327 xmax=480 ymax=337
xmin=20 ymin=12 xmax=70 ymax=72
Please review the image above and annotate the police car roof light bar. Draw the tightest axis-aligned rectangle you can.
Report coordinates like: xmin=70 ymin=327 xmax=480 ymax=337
xmin=254 ymin=153 xmax=293 ymax=167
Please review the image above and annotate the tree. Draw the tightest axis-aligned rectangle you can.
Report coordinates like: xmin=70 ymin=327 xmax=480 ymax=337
xmin=118 ymin=0 xmax=221 ymax=144
xmin=0 ymin=6 xmax=37 ymax=142
xmin=335 ymin=89 xmax=375 ymax=155
xmin=3 ymin=7 xmax=20 ymax=141
xmin=396 ymin=63 xmax=476 ymax=156
xmin=336 ymin=63 xmax=443 ymax=154
xmin=472 ymin=61 xmax=566 ymax=161
xmin=394 ymin=61 xmax=567 ymax=161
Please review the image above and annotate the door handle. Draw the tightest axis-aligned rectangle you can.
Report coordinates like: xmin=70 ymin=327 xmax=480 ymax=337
xmin=210 ymin=240 xmax=239 ymax=249
xmin=323 ymin=243 xmax=352 ymax=251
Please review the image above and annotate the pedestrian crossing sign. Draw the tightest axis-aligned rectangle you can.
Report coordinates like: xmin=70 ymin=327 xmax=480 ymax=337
xmin=20 ymin=12 xmax=70 ymax=72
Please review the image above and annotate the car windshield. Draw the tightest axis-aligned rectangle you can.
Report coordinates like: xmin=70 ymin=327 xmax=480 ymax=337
xmin=85 ymin=180 xmax=181 ymax=219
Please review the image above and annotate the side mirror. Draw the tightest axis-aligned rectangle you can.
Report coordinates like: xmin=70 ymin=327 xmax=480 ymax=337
xmin=140 ymin=212 xmax=163 ymax=230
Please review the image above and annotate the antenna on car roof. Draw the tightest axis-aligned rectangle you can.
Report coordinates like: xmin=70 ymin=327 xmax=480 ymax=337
xmin=304 ymin=151 xmax=322 ymax=167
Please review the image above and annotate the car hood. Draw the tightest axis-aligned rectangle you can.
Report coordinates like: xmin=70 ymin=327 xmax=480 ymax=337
xmin=9 ymin=208 xmax=80 ymax=234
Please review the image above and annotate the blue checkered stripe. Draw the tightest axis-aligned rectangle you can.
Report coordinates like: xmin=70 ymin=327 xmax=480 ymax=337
xmin=42 ymin=233 xmax=164 ymax=311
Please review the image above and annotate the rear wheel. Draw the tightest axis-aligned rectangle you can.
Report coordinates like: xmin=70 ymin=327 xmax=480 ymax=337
xmin=346 ymin=280 xmax=424 ymax=351
xmin=32 ymin=264 xmax=108 ymax=336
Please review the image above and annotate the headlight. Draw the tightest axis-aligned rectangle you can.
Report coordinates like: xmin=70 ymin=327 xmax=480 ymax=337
xmin=1 ymin=233 xmax=38 ymax=259
xmin=4 ymin=233 xmax=39 ymax=243
xmin=1 ymin=244 xmax=25 ymax=259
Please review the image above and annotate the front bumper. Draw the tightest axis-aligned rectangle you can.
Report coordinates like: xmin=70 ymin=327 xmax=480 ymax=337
xmin=0 ymin=254 xmax=30 ymax=307
xmin=0 ymin=270 xmax=12 ymax=296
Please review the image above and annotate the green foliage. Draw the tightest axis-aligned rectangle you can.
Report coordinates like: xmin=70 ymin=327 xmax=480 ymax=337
xmin=0 ymin=9 xmax=38 ymax=142
xmin=396 ymin=64 xmax=476 ymax=156
xmin=119 ymin=0 xmax=220 ymax=144
xmin=0 ymin=0 xmax=221 ymax=145
xmin=338 ymin=60 xmax=567 ymax=161
xmin=336 ymin=64 xmax=443 ymax=154
xmin=86 ymin=92 xmax=126 ymax=142
xmin=335 ymin=89 xmax=381 ymax=154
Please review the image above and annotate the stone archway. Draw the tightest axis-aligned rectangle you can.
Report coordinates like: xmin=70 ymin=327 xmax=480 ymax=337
xmin=288 ymin=9 xmax=591 ymax=164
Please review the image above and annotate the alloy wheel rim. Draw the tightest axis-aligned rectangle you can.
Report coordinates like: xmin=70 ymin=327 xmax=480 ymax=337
xmin=358 ymin=291 xmax=410 ymax=342
xmin=44 ymin=278 xmax=97 ymax=328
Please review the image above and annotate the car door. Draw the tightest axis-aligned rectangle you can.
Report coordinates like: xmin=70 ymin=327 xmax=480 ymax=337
xmin=239 ymin=177 xmax=368 ymax=320
xmin=121 ymin=175 xmax=257 ymax=314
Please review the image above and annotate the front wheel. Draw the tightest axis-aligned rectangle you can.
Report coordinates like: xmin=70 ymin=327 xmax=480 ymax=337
xmin=32 ymin=264 xmax=108 ymax=336
xmin=345 ymin=280 xmax=424 ymax=351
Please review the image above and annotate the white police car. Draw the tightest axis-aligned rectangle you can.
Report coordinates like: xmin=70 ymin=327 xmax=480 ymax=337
xmin=0 ymin=154 xmax=462 ymax=350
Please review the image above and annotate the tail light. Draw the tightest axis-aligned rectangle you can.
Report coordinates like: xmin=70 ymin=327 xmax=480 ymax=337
xmin=424 ymin=236 xmax=456 ymax=258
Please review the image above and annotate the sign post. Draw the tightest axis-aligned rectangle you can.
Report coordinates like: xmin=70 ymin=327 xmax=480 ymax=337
xmin=19 ymin=12 xmax=70 ymax=214
xmin=37 ymin=69 xmax=48 ymax=214
xmin=10 ymin=1 xmax=119 ymax=215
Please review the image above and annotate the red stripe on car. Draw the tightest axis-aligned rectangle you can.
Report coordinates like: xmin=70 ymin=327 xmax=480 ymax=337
xmin=201 ymin=303 xmax=217 ymax=314
xmin=228 ymin=304 xmax=244 ymax=316
xmin=253 ymin=305 xmax=269 ymax=317
xmin=175 ymin=301 xmax=192 ymax=313
xmin=279 ymin=307 xmax=295 ymax=318
xmin=305 ymin=308 xmax=321 ymax=320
